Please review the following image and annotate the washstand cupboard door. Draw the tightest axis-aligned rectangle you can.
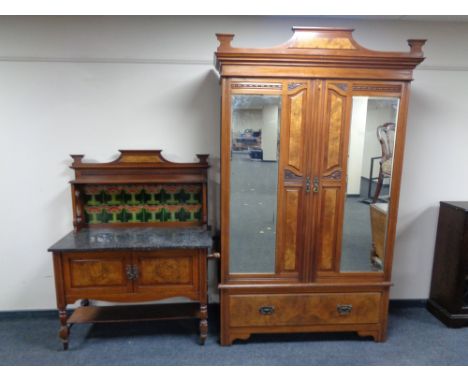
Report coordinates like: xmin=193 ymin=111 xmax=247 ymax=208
xmin=132 ymin=249 xmax=201 ymax=299
xmin=61 ymin=251 xmax=133 ymax=300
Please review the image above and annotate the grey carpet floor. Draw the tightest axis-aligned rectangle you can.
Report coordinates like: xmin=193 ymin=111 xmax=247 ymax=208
xmin=1 ymin=304 xmax=467 ymax=365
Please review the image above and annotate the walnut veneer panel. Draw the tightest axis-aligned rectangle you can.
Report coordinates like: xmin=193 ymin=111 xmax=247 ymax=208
xmin=287 ymin=89 xmax=306 ymax=173
xmin=283 ymin=189 xmax=300 ymax=272
xmin=318 ymin=187 xmax=340 ymax=271
xmin=137 ymin=256 xmax=193 ymax=285
xmin=229 ymin=292 xmax=381 ymax=327
xmin=63 ymin=252 xmax=129 ymax=291
xmin=324 ymin=90 xmax=345 ymax=173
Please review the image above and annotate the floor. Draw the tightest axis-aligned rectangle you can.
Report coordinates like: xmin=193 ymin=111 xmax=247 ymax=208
xmin=229 ymin=153 xmax=278 ymax=273
xmin=1 ymin=304 xmax=467 ymax=365
xmin=341 ymin=196 xmax=374 ymax=272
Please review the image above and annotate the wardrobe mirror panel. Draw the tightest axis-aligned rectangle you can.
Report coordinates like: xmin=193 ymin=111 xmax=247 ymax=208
xmin=229 ymin=94 xmax=281 ymax=274
xmin=340 ymin=96 xmax=400 ymax=272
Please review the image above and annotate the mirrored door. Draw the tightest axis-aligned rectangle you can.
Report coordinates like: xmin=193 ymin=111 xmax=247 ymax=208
xmin=229 ymin=94 xmax=282 ymax=273
xmin=312 ymin=82 xmax=402 ymax=276
xmin=340 ymin=96 xmax=400 ymax=272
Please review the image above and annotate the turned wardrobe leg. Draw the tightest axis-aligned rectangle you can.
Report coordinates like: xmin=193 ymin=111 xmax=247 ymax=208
xmin=58 ymin=309 xmax=70 ymax=350
xmin=199 ymin=304 xmax=208 ymax=345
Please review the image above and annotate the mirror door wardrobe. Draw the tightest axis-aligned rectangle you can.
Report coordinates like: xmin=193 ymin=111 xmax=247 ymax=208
xmin=216 ymin=27 xmax=425 ymax=345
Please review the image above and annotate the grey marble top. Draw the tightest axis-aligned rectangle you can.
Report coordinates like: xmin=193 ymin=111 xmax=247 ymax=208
xmin=48 ymin=227 xmax=212 ymax=252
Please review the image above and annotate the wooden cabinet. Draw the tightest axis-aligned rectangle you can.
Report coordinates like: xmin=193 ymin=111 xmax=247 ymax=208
xmin=48 ymin=150 xmax=213 ymax=349
xmin=58 ymin=249 xmax=204 ymax=302
xmin=215 ymin=27 xmax=425 ymax=344
xmin=427 ymin=202 xmax=468 ymax=327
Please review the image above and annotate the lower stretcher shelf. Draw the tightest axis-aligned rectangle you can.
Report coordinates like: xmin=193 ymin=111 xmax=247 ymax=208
xmin=68 ymin=302 xmax=200 ymax=324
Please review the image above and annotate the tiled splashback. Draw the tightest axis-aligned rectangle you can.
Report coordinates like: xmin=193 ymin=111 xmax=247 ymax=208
xmin=82 ymin=184 xmax=203 ymax=224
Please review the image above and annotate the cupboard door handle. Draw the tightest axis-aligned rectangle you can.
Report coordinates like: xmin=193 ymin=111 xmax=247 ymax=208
xmin=126 ymin=265 xmax=138 ymax=280
xmin=313 ymin=176 xmax=319 ymax=193
xmin=125 ymin=265 xmax=133 ymax=280
xmin=259 ymin=306 xmax=275 ymax=315
xmin=337 ymin=304 xmax=353 ymax=315
xmin=132 ymin=265 xmax=139 ymax=280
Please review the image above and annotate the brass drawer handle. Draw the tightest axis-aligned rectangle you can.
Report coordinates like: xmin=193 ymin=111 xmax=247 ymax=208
xmin=259 ymin=306 xmax=275 ymax=315
xmin=337 ymin=304 xmax=353 ymax=315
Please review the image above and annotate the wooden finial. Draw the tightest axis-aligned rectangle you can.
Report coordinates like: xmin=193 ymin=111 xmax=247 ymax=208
xmin=196 ymin=154 xmax=209 ymax=164
xmin=70 ymin=155 xmax=84 ymax=166
xmin=216 ymin=33 xmax=234 ymax=50
xmin=408 ymin=39 xmax=427 ymax=55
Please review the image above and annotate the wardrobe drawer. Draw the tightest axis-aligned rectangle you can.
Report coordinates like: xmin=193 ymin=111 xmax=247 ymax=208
xmin=229 ymin=292 xmax=381 ymax=327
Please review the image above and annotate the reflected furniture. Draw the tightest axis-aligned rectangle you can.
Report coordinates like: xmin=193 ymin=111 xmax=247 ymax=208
xmin=215 ymin=27 xmax=425 ymax=344
xmin=48 ymin=150 xmax=213 ymax=349
xmin=427 ymin=201 xmax=468 ymax=327
xmin=373 ymin=122 xmax=396 ymax=203
xmin=370 ymin=203 xmax=388 ymax=270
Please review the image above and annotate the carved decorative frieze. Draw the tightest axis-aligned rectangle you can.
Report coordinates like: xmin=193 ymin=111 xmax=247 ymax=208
xmin=288 ymin=83 xmax=305 ymax=91
xmin=284 ymin=169 xmax=302 ymax=181
xmin=352 ymin=84 xmax=402 ymax=93
xmin=332 ymin=83 xmax=348 ymax=92
xmin=323 ymin=170 xmax=342 ymax=180
xmin=231 ymin=82 xmax=282 ymax=90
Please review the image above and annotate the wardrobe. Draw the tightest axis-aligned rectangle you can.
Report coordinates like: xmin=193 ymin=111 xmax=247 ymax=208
xmin=215 ymin=27 xmax=425 ymax=345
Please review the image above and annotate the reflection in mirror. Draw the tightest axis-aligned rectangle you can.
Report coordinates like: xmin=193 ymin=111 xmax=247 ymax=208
xmin=340 ymin=97 xmax=399 ymax=272
xmin=229 ymin=95 xmax=281 ymax=273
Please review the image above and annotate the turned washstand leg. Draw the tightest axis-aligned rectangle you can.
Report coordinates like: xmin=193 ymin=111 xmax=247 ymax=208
xmin=199 ymin=304 xmax=208 ymax=345
xmin=58 ymin=308 xmax=70 ymax=350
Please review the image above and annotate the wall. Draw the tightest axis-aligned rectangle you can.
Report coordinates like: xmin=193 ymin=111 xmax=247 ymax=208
xmin=1 ymin=16 xmax=468 ymax=310
xmin=347 ymin=96 xmax=368 ymax=194
xmin=261 ymin=104 xmax=279 ymax=161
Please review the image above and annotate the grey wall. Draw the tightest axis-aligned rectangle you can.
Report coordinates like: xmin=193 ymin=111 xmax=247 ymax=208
xmin=1 ymin=16 xmax=468 ymax=310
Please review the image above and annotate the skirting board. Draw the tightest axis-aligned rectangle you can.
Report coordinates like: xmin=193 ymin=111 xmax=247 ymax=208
xmin=0 ymin=300 xmax=428 ymax=319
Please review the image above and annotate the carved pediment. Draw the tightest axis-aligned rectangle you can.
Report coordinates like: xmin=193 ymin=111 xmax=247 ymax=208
xmin=215 ymin=26 xmax=426 ymax=74
xmin=70 ymin=150 xmax=209 ymax=175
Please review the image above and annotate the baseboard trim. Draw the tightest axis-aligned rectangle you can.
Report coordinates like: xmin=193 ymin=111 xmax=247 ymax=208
xmin=0 ymin=300 xmax=427 ymax=319
xmin=0 ymin=309 xmax=59 ymax=319
xmin=389 ymin=299 xmax=427 ymax=308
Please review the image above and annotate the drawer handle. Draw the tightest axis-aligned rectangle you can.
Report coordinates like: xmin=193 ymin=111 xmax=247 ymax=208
xmin=259 ymin=306 xmax=275 ymax=315
xmin=337 ymin=304 xmax=353 ymax=315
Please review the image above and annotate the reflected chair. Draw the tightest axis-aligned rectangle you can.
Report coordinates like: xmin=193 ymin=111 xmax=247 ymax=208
xmin=372 ymin=122 xmax=395 ymax=203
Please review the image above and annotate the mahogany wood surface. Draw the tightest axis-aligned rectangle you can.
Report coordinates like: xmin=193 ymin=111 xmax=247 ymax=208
xmin=216 ymin=27 xmax=425 ymax=345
